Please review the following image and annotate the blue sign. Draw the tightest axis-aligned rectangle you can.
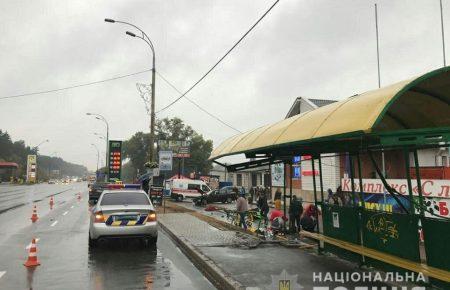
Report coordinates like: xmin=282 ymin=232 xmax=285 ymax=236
xmin=293 ymin=156 xmax=301 ymax=164
xmin=293 ymin=166 xmax=301 ymax=179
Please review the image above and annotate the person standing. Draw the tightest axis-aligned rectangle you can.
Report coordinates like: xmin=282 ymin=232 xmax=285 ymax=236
xmin=257 ymin=193 xmax=269 ymax=225
xmin=289 ymin=195 xmax=303 ymax=233
xmin=236 ymin=192 xmax=249 ymax=230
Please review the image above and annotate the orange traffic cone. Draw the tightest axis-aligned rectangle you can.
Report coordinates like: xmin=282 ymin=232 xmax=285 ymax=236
xmin=49 ymin=196 xmax=54 ymax=210
xmin=30 ymin=205 xmax=38 ymax=223
xmin=24 ymin=238 xmax=40 ymax=267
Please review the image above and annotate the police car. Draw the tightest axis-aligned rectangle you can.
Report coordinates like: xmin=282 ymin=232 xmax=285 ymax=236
xmin=89 ymin=184 xmax=157 ymax=247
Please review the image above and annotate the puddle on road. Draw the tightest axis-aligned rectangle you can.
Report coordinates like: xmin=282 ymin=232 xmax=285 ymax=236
xmin=87 ymin=239 xmax=208 ymax=289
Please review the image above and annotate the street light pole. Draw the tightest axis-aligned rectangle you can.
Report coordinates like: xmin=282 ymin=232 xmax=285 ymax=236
xmin=87 ymin=113 xmax=109 ymax=180
xmin=33 ymin=139 xmax=49 ymax=182
xmin=91 ymin=144 xmax=100 ymax=173
xmin=105 ymin=18 xmax=156 ymax=163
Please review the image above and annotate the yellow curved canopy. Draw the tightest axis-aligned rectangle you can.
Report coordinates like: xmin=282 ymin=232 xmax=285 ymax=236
xmin=210 ymin=67 xmax=450 ymax=160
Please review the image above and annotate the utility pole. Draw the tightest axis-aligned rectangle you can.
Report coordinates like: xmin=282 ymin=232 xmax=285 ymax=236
xmin=440 ymin=0 xmax=447 ymax=66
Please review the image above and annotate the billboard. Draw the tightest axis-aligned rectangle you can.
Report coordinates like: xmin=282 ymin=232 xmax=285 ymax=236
xmin=26 ymin=155 xmax=37 ymax=183
xmin=159 ymin=151 xmax=173 ymax=171
xmin=271 ymin=163 xmax=284 ymax=187
xmin=108 ymin=140 xmax=122 ymax=180
xmin=158 ymin=140 xmax=190 ymax=158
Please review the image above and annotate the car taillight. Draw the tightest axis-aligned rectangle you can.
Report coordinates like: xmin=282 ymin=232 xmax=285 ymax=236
xmin=147 ymin=212 xmax=157 ymax=222
xmin=94 ymin=211 xmax=104 ymax=223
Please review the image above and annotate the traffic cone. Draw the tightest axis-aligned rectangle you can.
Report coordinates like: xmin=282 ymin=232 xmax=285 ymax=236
xmin=24 ymin=238 xmax=40 ymax=267
xmin=30 ymin=205 xmax=38 ymax=223
xmin=49 ymin=196 xmax=54 ymax=210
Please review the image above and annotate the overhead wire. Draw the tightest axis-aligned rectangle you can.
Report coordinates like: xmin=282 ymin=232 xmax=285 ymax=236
xmin=155 ymin=0 xmax=280 ymax=114
xmin=0 ymin=69 xmax=152 ymax=100
xmin=156 ymin=71 xmax=242 ymax=133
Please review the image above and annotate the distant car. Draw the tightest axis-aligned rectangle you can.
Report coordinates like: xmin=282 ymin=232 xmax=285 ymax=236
xmin=89 ymin=189 xmax=157 ymax=247
xmin=193 ymin=187 xmax=239 ymax=206
xmin=89 ymin=182 xmax=108 ymax=202
xmin=48 ymin=179 xmax=56 ymax=184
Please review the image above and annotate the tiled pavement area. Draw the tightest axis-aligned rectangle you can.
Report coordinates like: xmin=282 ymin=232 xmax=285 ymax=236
xmin=159 ymin=212 xmax=391 ymax=289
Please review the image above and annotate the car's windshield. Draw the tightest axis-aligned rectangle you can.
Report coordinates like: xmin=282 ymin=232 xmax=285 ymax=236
xmin=100 ymin=192 xmax=150 ymax=205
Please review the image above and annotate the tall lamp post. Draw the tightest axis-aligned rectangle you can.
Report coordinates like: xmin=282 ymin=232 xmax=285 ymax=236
xmin=91 ymin=144 xmax=100 ymax=174
xmin=33 ymin=139 xmax=49 ymax=182
xmin=105 ymin=18 xmax=156 ymax=163
xmin=87 ymin=113 xmax=109 ymax=180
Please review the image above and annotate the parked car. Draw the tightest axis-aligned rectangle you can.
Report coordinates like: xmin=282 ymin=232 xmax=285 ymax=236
xmin=89 ymin=182 xmax=109 ymax=203
xmin=193 ymin=186 xmax=241 ymax=206
xmin=169 ymin=178 xmax=211 ymax=201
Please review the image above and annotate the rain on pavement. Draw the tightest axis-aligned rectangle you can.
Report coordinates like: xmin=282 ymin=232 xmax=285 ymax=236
xmin=0 ymin=182 xmax=215 ymax=290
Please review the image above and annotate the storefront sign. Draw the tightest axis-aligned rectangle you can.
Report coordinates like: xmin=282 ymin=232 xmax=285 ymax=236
xmin=341 ymin=178 xmax=450 ymax=199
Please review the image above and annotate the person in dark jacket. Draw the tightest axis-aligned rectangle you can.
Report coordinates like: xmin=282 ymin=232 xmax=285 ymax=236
xmin=289 ymin=195 xmax=303 ymax=233
xmin=257 ymin=193 xmax=270 ymax=224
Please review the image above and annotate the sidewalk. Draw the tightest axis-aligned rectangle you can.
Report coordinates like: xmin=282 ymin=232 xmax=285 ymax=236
xmin=159 ymin=212 xmax=390 ymax=290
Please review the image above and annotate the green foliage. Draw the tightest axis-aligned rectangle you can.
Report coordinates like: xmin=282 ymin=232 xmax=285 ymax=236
xmin=122 ymin=117 xmax=213 ymax=178
xmin=0 ymin=129 xmax=87 ymax=181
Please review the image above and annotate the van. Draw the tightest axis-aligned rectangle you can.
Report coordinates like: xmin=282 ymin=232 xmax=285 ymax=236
xmin=170 ymin=179 xmax=211 ymax=201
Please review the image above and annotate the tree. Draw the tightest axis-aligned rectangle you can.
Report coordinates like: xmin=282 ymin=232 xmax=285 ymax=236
xmin=122 ymin=117 xmax=213 ymax=178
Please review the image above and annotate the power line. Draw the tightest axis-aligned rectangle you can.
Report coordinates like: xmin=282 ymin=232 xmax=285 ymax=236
xmin=156 ymin=71 xmax=242 ymax=133
xmin=156 ymin=0 xmax=280 ymax=114
xmin=0 ymin=69 xmax=152 ymax=101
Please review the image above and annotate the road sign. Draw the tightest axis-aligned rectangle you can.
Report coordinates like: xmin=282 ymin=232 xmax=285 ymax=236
xmin=159 ymin=151 xmax=173 ymax=171
xmin=26 ymin=155 xmax=37 ymax=183
xmin=158 ymin=140 xmax=190 ymax=158
xmin=108 ymin=140 xmax=122 ymax=181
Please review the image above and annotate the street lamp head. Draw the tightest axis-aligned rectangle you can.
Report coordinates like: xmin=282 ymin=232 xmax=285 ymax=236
xmin=126 ymin=31 xmax=136 ymax=37
xmin=104 ymin=18 xmax=116 ymax=23
xmin=95 ymin=117 xmax=101 ymax=120
xmin=86 ymin=113 xmax=92 ymax=116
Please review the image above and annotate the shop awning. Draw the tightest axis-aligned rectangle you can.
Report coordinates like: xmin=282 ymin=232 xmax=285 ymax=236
xmin=210 ymin=67 xmax=450 ymax=160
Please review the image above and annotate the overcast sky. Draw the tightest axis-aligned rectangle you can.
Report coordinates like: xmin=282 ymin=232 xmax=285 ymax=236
xmin=0 ymin=0 xmax=448 ymax=170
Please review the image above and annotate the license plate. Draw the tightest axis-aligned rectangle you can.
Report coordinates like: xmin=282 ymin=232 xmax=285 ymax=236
xmin=113 ymin=215 xmax=138 ymax=222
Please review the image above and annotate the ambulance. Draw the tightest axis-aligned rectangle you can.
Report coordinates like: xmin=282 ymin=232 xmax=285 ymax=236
xmin=169 ymin=178 xmax=211 ymax=201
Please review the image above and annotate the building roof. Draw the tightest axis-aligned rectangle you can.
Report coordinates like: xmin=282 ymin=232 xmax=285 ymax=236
xmin=285 ymin=97 xmax=337 ymax=118
xmin=0 ymin=162 xmax=19 ymax=169
xmin=210 ymin=66 xmax=450 ymax=160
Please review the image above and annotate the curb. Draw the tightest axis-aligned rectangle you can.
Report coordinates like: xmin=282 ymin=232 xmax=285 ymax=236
xmin=158 ymin=219 xmax=244 ymax=290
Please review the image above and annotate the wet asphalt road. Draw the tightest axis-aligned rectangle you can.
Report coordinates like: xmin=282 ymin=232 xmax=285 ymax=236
xmin=0 ymin=182 xmax=215 ymax=290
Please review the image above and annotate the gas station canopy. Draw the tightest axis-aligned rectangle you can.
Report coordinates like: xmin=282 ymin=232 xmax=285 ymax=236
xmin=210 ymin=67 xmax=450 ymax=161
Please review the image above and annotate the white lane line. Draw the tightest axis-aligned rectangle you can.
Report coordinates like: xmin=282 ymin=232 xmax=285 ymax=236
xmin=70 ymin=205 xmax=74 ymax=209
xmin=50 ymin=221 xmax=58 ymax=227
xmin=62 ymin=211 xmax=68 ymax=216
xmin=0 ymin=271 xmax=5 ymax=279
xmin=25 ymin=238 xmax=40 ymax=249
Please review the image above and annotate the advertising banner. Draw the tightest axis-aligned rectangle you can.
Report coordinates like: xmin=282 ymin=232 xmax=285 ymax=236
xmin=271 ymin=163 xmax=284 ymax=187
xmin=341 ymin=178 xmax=450 ymax=198
xmin=159 ymin=151 xmax=173 ymax=171
xmin=26 ymin=155 xmax=37 ymax=183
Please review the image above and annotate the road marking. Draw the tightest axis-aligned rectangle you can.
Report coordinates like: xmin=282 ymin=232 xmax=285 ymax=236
xmin=50 ymin=221 xmax=58 ymax=227
xmin=0 ymin=271 xmax=5 ymax=279
xmin=62 ymin=211 xmax=68 ymax=216
xmin=70 ymin=205 xmax=74 ymax=209
xmin=25 ymin=238 xmax=40 ymax=249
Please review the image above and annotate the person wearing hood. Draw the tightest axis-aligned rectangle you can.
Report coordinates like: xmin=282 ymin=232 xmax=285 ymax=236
xmin=289 ymin=195 xmax=303 ymax=233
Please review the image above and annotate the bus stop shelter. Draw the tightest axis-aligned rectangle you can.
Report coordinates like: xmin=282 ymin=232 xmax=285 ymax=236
xmin=210 ymin=67 xmax=450 ymax=287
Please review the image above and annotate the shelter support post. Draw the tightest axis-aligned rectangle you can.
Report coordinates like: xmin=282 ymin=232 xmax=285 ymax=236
xmin=403 ymin=148 xmax=415 ymax=215
xmin=311 ymin=156 xmax=322 ymax=252
xmin=318 ymin=156 xmax=324 ymax=204
xmin=289 ymin=162 xmax=293 ymax=205
xmin=283 ymin=162 xmax=287 ymax=232
xmin=356 ymin=152 xmax=365 ymax=209
xmin=348 ymin=154 xmax=357 ymax=206
xmin=413 ymin=149 xmax=425 ymax=216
